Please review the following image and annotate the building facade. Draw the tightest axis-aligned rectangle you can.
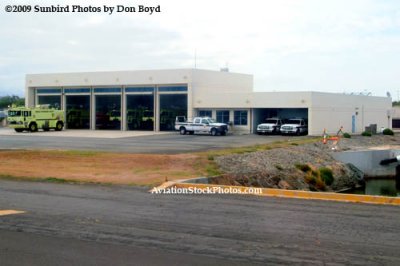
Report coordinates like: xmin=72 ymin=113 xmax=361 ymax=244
xmin=25 ymin=69 xmax=392 ymax=135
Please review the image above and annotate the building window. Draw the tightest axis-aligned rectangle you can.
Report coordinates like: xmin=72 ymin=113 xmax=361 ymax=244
xmin=38 ymin=95 xmax=61 ymax=109
xmin=94 ymin=87 xmax=121 ymax=93
xmin=64 ymin=88 xmax=91 ymax=94
xmin=234 ymin=110 xmax=248 ymax=125
xmin=216 ymin=110 xmax=230 ymax=123
xmin=198 ymin=110 xmax=212 ymax=117
xmin=158 ymin=86 xmax=188 ymax=92
xmin=36 ymin=88 xmax=62 ymax=94
xmin=125 ymin=87 xmax=154 ymax=93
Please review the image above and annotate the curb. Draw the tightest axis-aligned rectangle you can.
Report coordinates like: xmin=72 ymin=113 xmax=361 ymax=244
xmin=151 ymin=182 xmax=400 ymax=206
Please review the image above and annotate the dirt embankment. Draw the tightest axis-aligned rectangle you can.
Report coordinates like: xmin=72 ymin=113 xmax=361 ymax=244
xmin=213 ymin=135 xmax=400 ymax=192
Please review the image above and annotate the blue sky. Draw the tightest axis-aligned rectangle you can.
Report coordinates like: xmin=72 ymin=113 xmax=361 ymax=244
xmin=1 ymin=0 xmax=399 ymax=99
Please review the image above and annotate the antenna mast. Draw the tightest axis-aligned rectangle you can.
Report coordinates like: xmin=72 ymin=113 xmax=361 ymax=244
xmin=194 ymin=49 xmax=197 ymax=69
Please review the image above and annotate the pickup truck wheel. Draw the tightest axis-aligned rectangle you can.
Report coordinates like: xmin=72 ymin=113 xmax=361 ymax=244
xmin=211 ymin=128 xmax=217 ymax=136
xmin=179 ymin=127 xmax=186 ymax=135
xmin=296 ymin=129 xmax=301 ymax=136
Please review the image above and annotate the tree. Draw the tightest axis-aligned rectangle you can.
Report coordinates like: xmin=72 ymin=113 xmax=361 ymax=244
xmin=0 ymin=95 xmax=25 ymax=109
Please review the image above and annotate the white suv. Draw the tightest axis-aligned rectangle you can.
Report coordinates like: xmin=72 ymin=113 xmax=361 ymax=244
xmin=257 ymin=118 xmax=282 ymax=135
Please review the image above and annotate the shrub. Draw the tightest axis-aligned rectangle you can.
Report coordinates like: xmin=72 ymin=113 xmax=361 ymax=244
xmin=311 ymin=169 xmax=319 ymax=177
xmin=343 ymin=132 xmax=351 ymax=138
xmin=315 ymin=178 xmax=326 ymax=191
xmin=275 ymin=164 xmax=283 ymax=170
xmin=304 ymin=173 xmax=317 ymax=185
xmin=295 ymin=163 xmax=311 ymax=172
xmin=361 ymin=131 xmax=372 ymax=137
xmin=298 ymin=164 xmax=334 ymax=191
xmin=382 ymin=128 xmax=394 ymax=135
xmin=319 ymin=167 xmax=334 ymax=186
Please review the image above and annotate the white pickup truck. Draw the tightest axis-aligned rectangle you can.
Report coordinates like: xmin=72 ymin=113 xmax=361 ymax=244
xmin=280 ymin=118 xmax=308 ymax=135
xmin=175 ymin=116 xmax=229 ymax=136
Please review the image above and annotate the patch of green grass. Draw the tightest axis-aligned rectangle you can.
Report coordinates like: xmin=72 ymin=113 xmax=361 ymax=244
xmin=319 ymin=167 xmax=334 ymax=186
xmin=59 ymin=150 xmax=100 ymax=157
xmin=205 ymin=162 xmax=222 ymax=177
xmin=43 ymin=177 xmax=69 ymax=183
xmin=0 ymin=174 xmax=35 ymax=182
xmin=0 ymin=174 xmax=101 ymax=185
xmin=295 ymin=163 xmax=311 ymax=172
xmin=202 ymin=137 xmax=321 ymax=158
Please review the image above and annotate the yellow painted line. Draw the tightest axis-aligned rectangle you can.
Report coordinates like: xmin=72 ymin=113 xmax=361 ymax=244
xmin=0 ymin=210 xmax=26 ymax=216
xmin=171 ymin=183 xmax=400 ymax=206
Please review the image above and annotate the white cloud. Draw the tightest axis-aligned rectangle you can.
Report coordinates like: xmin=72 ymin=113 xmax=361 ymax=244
xmin=0 ymin=0 xmax=399 ymax=97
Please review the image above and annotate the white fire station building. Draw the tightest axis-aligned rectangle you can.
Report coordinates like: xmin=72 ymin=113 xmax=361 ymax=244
xmin=25 ymin=68 xmax=392 ymax=135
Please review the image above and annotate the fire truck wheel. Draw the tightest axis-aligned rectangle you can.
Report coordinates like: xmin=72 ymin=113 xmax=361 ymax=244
xmin=29 ymin=123 xmax=38 ymax=132
xmin=55 ymin=122 xmax=64 ymax=131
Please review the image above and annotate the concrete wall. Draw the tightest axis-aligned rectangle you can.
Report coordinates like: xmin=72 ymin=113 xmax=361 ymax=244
xmin=26 ymin=69 xmax=192 ymax=88
xmin=392 ymin=107 xmax=400 ymax=118
xmin=333 ymin=149 xmax=400 ymax=176
xmin=251 ymin=91 xmax=312 ymax=109
xmin=309 ymin=92 xmax=392 ymax=135
xmin=191 ymin=70 xmax=253 ymax=109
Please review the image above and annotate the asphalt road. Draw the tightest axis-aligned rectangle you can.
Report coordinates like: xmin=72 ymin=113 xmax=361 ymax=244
xmin=0 ymin=130 xmax=303 ymax=154
xmin=1 ymin=180 xmax=400 ymax=265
